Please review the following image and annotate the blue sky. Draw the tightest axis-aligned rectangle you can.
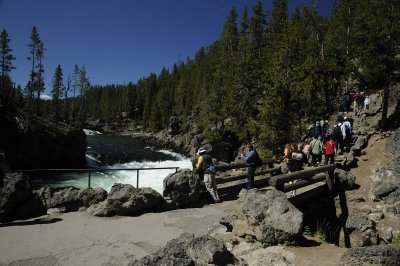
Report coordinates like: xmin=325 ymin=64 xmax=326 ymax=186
xmin=0 ymin=0 xmax=333 ymax=95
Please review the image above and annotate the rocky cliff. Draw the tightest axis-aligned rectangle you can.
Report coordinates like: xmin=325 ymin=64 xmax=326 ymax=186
xmin=0 ymin=108 xmax=86 ymax=169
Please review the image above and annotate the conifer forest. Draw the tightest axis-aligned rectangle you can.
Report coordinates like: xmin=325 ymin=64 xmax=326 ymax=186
xmin=1 ymin=0 xmax=399 ymax=155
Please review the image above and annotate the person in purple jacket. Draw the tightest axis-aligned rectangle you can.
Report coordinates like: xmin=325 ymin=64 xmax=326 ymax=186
xmin=242 ymin=143 xmax=257 ymax=189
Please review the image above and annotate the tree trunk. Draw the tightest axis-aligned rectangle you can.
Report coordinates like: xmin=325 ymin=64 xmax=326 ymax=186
xmin=381 ymin=86 xmax=390 ymax=130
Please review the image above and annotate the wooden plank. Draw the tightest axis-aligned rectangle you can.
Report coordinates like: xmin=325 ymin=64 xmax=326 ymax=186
xmin=217 ymin=175 xmax=271 ymax=195
xmin=215 ymin=159 xmax=278 ymax=172
xmin=282 ymin=173 xmax=326 ymax=192
xmin=216 ymin=167 xmax=280 ymax=184
xmin=268 ymin=165 xmax=335 ymax=187
xmin=288 ymin=184 xmax=326 ymax=206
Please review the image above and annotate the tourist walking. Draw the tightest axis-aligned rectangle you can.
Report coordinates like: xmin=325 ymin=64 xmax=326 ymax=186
xmin=242 ymin=143 xmax=258 ymax=189
xmin=302 ymin=140 xmax=311 ymax=166
xmin=323 ymin=135 xmax=337 ymax=165
xmin=364 ymin=95 xmax=370 ymax=110
xmin=309 ymin=136 xmax=323 ymax=166
xmin=195 ymin=148 xmax=220 ymax=203
xmin=313 ymin=121 xmax=324 ymax=140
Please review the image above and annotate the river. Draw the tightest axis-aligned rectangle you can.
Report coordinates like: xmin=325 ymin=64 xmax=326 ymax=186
xmin=48 ymin=134 xmax=193 ymax=194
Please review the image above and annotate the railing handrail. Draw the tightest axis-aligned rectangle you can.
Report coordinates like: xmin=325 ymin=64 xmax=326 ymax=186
xmin=8 ymin=167 xmax=180 ymax=189
xmin=9 ymin=167 xmax=180 ymax=173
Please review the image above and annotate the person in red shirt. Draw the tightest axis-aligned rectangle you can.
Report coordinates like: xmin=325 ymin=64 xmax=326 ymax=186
xmin=324 ymin=134 xmax=337 ymax=165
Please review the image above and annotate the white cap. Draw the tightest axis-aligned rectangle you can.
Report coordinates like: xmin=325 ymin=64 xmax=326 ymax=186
xmin=196 ymin=148 xmax=206 ymax=155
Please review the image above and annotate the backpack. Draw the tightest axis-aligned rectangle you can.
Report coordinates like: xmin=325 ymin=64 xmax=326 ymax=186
xmin=254 ymin=151 xmax=262 ymax=167
xmin=332 ymin=125 xmax=342 ymax=141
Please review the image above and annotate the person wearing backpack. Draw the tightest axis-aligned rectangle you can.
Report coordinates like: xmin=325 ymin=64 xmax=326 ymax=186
xmin=309 ymin=136 xmax=323 ymax=166
xmin=333 ymin=123 xmax=344 ymax=153
xmin=241 ymin=143 xmax=259 ymax=189
xmin=195 ymin=148 xmax=220 ymax=203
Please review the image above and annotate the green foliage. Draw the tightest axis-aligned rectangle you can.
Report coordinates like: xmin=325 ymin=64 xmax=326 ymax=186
xmin=245 ymin=235 xmax=255 ymax=243
xmin=392 ymin=233 xmax=400 ymax=249
xmin=3 ymin=0 xmax=397 ymax=151
xmin=314 ymin=230 xmax=327 ymax=243
xmin=303 ymin=226 xmax=313 ymax=237
xmin=283 ymin=240 xmax=296 ymax=246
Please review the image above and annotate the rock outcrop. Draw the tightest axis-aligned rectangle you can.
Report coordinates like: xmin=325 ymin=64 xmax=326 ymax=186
xmin=232 ymin=188 xmax=303 ymax=244
xmin=87 ymin=183 xmax=166 ymax=217
xmin=345 ymin=215 xmax=378 ymax=247
xmin=339 ymin=245 xmax=400 ymax=266
xmin=163 ymin=169 xmax=203 ymax=207
xmin=0 ymin=110 xmax=86 ymax=169
xmin=127 ymin=233 xmax=244 ymax=266
xmin=36 ymin=186 xmax=107 ymax=212
xmin=0 ymin=173 xmax=46 ymax=222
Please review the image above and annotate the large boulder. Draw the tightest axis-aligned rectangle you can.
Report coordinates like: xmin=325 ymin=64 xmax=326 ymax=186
xmin=339 ymin=245 xmax=400 ymax=266
xmin=36 ymin=186 xmax=81 ymax=212
xmin=79 ymin=187 xmax=108 ymax=207
xmin=87 ymin=183 xmax=165 ymax=217
xmin=345 ymin=215 xmax=378 ymax=247
xmin=232 ymin=188 xmax=303 ymax=245
xmin=163 ymin=169 xmax=203 ymax=208
xmin=350 ymin=136 xmax=368 ymax=156
xmin=127 ymin=233 xmax=244 ymax=266
xmin=335 ymin=168 xmax=356 ymax=191
xmin=36 ymin=186 xmax=107 ymax=212
xmin=0 ymin=173 xmax=46 ymax=222
xmin=370 ymin=168 xmax=400 ymax=202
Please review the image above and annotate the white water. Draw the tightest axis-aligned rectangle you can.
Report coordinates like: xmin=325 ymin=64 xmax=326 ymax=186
xmin=51 ymin=148 xmax=193 ymax=194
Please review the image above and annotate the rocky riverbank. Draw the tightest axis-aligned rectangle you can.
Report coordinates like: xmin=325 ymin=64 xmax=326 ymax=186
xmin=0 ymin=109 xmax=86 ymax=169
xmin=1 ymin=88 xmax=400 ymax=265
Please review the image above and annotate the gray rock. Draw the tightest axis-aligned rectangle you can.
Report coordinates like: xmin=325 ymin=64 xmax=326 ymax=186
xmin=339 ymin=245 xmax=400 ymax=266
xmin=163 ymin=169 xmax=203 ymax=208
xmin=128 ymin=233 xmax=243 ymax=266
xmin=87 ymin=183 xmax=165 ymax=217
xmin=0 ymin=173 xmax=46 ymax=222
xmin=370 ymin=170 xmax=400 ymax=202
xmin=337 ymin=153 xmax=357 ymax=168
xmin=78 ymin=187 xmax=108 ymax=207
xmin=36 ymin=186 xmax=82 ymax=212
xmin=232 ymin=188 xmax=303 ymax=244
xmin=345 ymin=215 xmax=378 ymax=247
xmin=335 ymin=169 xmax=356 ymax=190
xmin=351 ymin=136 xmax=368 ymax=156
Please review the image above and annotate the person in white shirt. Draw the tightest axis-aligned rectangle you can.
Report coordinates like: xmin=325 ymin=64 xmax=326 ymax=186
xmin=364 ymin=95 xmax=370 ymax=110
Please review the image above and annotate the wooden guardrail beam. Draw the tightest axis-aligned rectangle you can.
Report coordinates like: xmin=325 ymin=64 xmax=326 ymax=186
xmin=281 ymin=173 xmax=326 ymax=192
xmin=215 ymin=159 xmax=278 ymax=172
xmin=216 ymin=167 xmax=281 ymax=185
xmin=217 ymin=174 xmax=271 ymax=195
xmin=268 ymin=164 xmax=335 ymax=187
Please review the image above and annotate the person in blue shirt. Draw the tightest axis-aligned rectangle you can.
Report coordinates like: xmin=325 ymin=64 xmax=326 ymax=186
xmin=242 ymin=143 xmax=257 ymax=189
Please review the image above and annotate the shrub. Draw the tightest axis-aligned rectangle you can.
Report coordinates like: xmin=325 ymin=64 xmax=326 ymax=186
xmin=392 ymin=233 xmax=400 ymax=249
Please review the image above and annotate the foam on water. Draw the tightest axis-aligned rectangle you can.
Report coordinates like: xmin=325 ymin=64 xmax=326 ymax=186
xmin=50 ymin=147 xmax=193 ymax=194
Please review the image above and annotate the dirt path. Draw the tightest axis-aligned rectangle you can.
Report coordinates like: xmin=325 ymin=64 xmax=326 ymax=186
xmin=349 ymin=133 xmax=390 ymax=203
xmin=0 ymin=202 xmax=232 ymax=266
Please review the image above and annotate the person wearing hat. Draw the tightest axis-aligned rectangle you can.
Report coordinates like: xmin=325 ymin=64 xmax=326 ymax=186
xmin=195 ymin=148 xmax=220 ymax=203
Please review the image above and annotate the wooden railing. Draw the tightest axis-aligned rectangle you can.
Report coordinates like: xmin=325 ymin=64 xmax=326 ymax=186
xmin=214 ymin=160 xmax=336 ymax=203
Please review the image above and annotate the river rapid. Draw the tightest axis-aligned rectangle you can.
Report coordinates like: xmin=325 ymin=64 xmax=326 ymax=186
xmin=49 ymin=133 xmax=192 ymax=194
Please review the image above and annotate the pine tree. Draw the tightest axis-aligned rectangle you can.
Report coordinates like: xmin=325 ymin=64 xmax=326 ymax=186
xmin=352 ymin=0 xmax=400 ymax=129
xmin=27 ymin=26 xmax=45 ymax=113
xmin=51 ymin=64 xmax=64 ymax=122
xmin=0 ymin=29 xmax=16 ymax=106
xmin=76 ymin=65 xmax=90 ymax=125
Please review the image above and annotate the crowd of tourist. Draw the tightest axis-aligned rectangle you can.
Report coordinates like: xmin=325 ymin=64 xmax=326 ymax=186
xmin=194 ymin=88 xmax=369 ymax=202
